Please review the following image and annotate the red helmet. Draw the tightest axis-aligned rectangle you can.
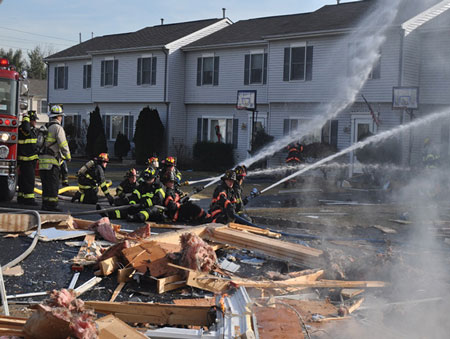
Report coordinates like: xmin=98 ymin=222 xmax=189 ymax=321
xmin=125 ymin=168 xmax=137 ymax=178
xmin=97 ymin=153 xmax=109 ymax=163
xmin=165 ymin=156 xmax=176 ymax=166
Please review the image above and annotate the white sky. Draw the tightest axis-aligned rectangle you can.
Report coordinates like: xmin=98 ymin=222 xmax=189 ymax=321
xmin=0 ymin=0 xmax=356 ymax=54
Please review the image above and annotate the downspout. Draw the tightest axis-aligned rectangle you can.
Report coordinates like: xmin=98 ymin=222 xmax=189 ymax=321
xmin=163 ymin=47 xmax=169 ymax=156
xmin=46 ymin=61 xmax=49 ymax=106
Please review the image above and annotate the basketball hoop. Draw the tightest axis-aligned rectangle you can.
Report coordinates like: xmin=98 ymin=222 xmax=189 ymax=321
xmin=392 ymin=87 xmax=419 ymax=110
xmin=236 ymin=90 xmax=257 ymax=111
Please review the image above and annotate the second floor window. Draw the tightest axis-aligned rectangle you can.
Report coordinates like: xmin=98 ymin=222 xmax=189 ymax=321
xmin=54 ymin=66 xmax=68 ymax=89
xmin=101 ymin=59 xmax=118 ymax=87
xmin=197 ymin=56 xmax=219 ymax=86
xmin=348 ymin=43 xmax=381 ymax=80
xmin=283 ymin=45 xmax=313 ymax=81
xmin=83 ymin=64 xmax=91 ymax=89
xmin=244 ymin=53 xmax=267 ymax=85
xmin=137 ymin=57 xmax=157 ymax=85
xmin=40 ymin=100 xmax=47 ymax=114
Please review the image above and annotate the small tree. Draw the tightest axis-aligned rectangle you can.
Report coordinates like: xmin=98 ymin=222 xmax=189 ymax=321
xmin=86 ymin=106 xmax=107 ymax=158
xmin=133 ymin=107 xmax=164 ymax=165
xmin=27 ymin=46 xmax=46 ymax=80
xmin=114 ymin=131 xmax=130 ymax=161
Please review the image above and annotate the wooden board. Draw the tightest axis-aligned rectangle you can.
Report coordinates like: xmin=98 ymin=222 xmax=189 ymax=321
xmin=156 ymin=274 xmax=186 ymax=294
xmin=71 ymin=234 xmax=98 ymax=270
xmin=96 ymin=314 xmax=147 ymax=339
xmin=341 ymin=289 xmax=365 ymax=299
xmin=186 ymin=270 xmax=230 ymax=294
xmin=228 ymin=222 xmax=281 ymax=238
xmin=85 ymin=301 xmax=211 ymax=327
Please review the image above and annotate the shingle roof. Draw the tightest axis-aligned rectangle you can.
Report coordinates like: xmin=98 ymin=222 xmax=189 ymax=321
xmin=185 ymin=1 xmax=375 ymax=49
xmin=28 ymin=79 xmax=46 ymax=97
xmin=46 ymin=18 xmax=223 ymax=60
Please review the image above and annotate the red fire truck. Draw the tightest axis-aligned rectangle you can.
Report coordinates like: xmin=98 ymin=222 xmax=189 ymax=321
xmin=0 ymin=58 xmax=26 ymax=201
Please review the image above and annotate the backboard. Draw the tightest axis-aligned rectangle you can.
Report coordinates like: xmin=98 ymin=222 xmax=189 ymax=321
xmin=392 ymin=87 xmax=419 ymax=110
xmin=236 ymin=90 xmax=257 ymax=111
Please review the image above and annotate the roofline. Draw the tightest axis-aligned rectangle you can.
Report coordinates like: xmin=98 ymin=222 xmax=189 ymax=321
xmin=262 ymin=27 xmax=354 ymax=40
xmin=45 ymin=55 xmax=90 ymax=62
xmin=182 ymin=40 xmax=267 ymax=51
xmin=88 ymin=45 xmax=167 ymax=55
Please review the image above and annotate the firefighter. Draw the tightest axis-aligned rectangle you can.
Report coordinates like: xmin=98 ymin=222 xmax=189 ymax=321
xmin=114 ymin=168 xmax=138 ymax=206
xmin=162 ymin=171 xmax=210 ymax=224
xmin=72 ymin=153 xmax=114 ymax=205
xmin=39 ymin=105 xmax=71 ymax=212
xmin=209 ymin=169 xmax=238 ymax=224
xmin=160 ymin=156 xmax=183 ymax=187
xmin=17 ymin=110 xmax=39 ymax=205
xmin=138 ymin=156 xmax=159 ymax=184
xmin=60 ymin=160 xmax=69 ymax=186
xmin=233 ymin=165 xmax=252 ymax=222
xmin=422 ymin=138 xmax=440 ymax=170
xmin=285 ymin=142 xmax=303 ymax=188
xmin=120 ymin=168 xmax=166 ymax=222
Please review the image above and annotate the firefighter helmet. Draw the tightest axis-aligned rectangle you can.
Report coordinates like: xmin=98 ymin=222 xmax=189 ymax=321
xmin=49 ymin=105 xmax=65 ymax=117
xmin=234 ymin=165 xmax=247 ymax=179
xmin=424 ymin=138 xmax=430 ymax=145
xmin=125 ymin=168 xmax=137 ymax=178
xmin=142 ymin=168 xmax=157 ymax=181
xmin=164 ymin=156 xmax=176 ymax=166
xmin=221 ymin=169 xmax=236 ymax=181
xmin=28 ymin=110 xmax=38 ymax=121
xmin=161 ymin=171 xmax=177 ymax=184
xmin=96 ymin=153 xmax=109 ymax=163
xmin=146 ymin=156 xmax=159 ymax=168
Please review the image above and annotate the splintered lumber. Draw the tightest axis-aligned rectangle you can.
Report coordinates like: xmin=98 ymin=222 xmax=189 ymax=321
xmin=146 ymin=222 xmax=191 ymax=230
xmin=96 ymin=314 xmax=147 ymax=339
xmin=85 ymin=301 xmax=212 ymax=326
xmin=0 ymin=315 xmax=26 ymax=336
xmin=110 ymin=283 xmax=125 ymax=302
xmin=99 ymin=256 xmax=119 ymax=276
xmin=168 ymin=263 xmax=230 ymax=293
xmin=0 ymin=213 xmax=71 ymax=233
xmin=228 ymin=222 xmax=281 ymax=238
xmin=156 ymin=274 xmax=186 ymax=294
xmin=71 ymin=234 xmax=98 ymax=270
xmin=208 ymin=226 xmax=324 ymax=268
xmin=372 ymin=225 xmax=397 ymax=234
xmin=233 ymin=270 xmax=324 ymax=289
xmin=74 ymin=277 xmax=103 ymax=296
xmin=341 ymin=288 xmax=365 ymax=299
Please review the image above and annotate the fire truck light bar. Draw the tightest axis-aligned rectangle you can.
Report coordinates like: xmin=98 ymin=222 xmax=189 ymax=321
xmin=0 ymin=58 xmax=9 ymax=66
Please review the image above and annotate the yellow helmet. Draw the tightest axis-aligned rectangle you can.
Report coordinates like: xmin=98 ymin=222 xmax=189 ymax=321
xmin=49 ymin=105 xmax=65 ymax=117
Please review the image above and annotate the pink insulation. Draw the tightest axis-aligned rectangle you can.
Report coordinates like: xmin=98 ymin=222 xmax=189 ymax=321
xmin=180 ymin=233 xmax=217 ymax=272
xmin=127 ymin=224 xmax=152 ymax=239
xmin=89 ymin=217 xmax=117 ymax=243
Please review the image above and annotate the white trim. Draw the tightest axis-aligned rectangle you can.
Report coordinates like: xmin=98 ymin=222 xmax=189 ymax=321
xmin=141 ymin=53 xmax=153 ymax=58
xmin=57 ymin=63 xmax=65 ymax=67
xmin=103 ymin=56 xmax=114 ymax=61
xmin=85 ymin=62 xmax=92 ymax=65
xmin=350 ymin=114 xmax=377 ymax=176
xmin=290 ymin=41 xmax=306 ymax=48
xmin=250 ymin=49 xmax=264 ymax=54
xmin=202 ymin=53 xmax=214 ymax=58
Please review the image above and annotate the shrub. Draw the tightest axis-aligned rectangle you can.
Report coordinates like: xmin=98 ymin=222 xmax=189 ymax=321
xmin=114 ymin=131 xmax=131 ymax=161
xmin=133 ymin=107 xmax=165 ymax=165
xmin=86 ymin=106 xmax=107 ymax=158
xmin=248 ymin=129 xmax=274 ymax=169
xmin=193 ymin=141 xmax=234 ymax=171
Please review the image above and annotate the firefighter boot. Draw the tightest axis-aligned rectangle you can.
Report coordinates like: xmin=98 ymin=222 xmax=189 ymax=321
xmin=127 ymin=213 xmax=145 ymax=223
xmin=71 ymin=191 xmax=81 ymax=203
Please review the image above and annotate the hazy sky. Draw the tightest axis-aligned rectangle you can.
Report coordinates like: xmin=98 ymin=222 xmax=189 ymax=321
xmin=0 ymin=0 xmax=355 ymax=54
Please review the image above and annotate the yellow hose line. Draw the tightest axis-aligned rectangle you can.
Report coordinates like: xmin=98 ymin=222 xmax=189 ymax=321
xmin=34 ymin=181 xmax=112 ymax=195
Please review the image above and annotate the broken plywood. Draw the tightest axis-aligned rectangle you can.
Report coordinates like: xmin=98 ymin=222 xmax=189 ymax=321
xmin=156 ymin=274 xmax=186 ymax=294
xmin=0 ymin=213 xmax=72 ymax=233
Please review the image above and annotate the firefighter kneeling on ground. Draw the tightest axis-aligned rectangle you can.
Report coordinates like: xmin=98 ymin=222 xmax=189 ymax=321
xmin=233 ymin=165 xmax=252 ymax=223
xmin=106 ymin=168 xmax=165 ymax=223
xmin=114 ymin=168 xmax=138 ymax=206
xmin=285 ymin=142 xmax=303 ymax=188
xmin=137 ymin=156 xmax=159 ymax=184
xmin=71 ymin=153 xmax=114 ymax=205
xmin=160 ymin=156 xmax=183 ymax=187
xmin=162 ymin=171 xmax=210 ymax=224
xmin=209 ymin=169 xmax=238 ymax=224
xmin=17 ymin=110 xmax=39 ymax=206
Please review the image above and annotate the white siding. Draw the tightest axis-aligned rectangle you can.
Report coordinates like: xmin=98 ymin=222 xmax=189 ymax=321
xmin=401 ymin=31 xmax=421 ymax=87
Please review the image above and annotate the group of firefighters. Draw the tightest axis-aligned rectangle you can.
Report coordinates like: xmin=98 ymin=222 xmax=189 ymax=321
xmin=17 ymin=105 xmax=252 ymax=223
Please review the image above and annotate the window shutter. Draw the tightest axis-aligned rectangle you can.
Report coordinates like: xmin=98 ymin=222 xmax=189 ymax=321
xmin=196 ymin=58 xmax=202 ymax=86
xmin=263 ymin=53 xmax=268 ymax=84
xmin=283 ymin=48 xmax=290 ymax=81
xmin=83 ymin=65 xmax=86 ymax=89
xmin=113 ymin=60 xmax=118 ymax=86
xmin=306 ymin=46 xmax=314 ymax=81
xmin=213 ymin=56 xmax=219 ymax=86
xmin=105 ymin=115 xmax=111 ymax=140
xmin=330 ymin=120 xmax=338 ymax=147
xmin=54 ymin=67 xmax=57 ymax=89
xmin=87 ymin=65 xmax=91 ymax=88
xmin=283 ymin=119 xmax=290 ymax=135
xmin=101 ymin=61 xmax=105 ymax=86
xmin=151 ymin=57 xmax=157 ymax=85
xmin=76 ymin=115 xmax=81 ymax=138
xmin=124 ymin=116 xmax=129 ymax=139
xmin=64 ymin=66 xmax=68 ymax=89
xmin=233 ymin=119 xmax=239 ymax=149
xmin=244 ymin=54 xmax=250 ymax=85
xmin=197 ymin=118 xmax=202 ymax=142
xmin=202 ymin=118 xmax=208 ymax=141
xmin=137 ymin=58 xmax=142 ymax=85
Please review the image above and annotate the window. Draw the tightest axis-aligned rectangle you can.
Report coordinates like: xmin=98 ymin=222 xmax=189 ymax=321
xmin=63 ymin=114 xmax=81 ymax=138
xmin=283 ymin=118 xmax=338 ymax=147
xmin=83 ymin=64 xmax=91 ymax=89
xmin=196 ymin=56 xmax=219 ymax=86
xmin=137 ymin=57 xmax=157 ymax=85
xmin=244 ymin=53 xmax=267 ymax=85
xmin=54 ymin=65 xmax=68 ymax=89
xmin=283 ymin=45 xmax=313 ymax=81
xmin=100 ymin=59 xmax=118 ymax=87
xmin=40 ymin=100 xmax=47 ymax=114
xmin=348 ymin=43 xmax=381 ymax=80
xmin=102 ymin=114 xmax=134 ymax=141
xmin=197 ymin=117 xmax=238 ymax=148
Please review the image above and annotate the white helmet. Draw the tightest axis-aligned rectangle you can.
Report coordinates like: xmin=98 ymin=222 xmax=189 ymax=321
xmin=48 ymin=105 xmax=65 ymax=117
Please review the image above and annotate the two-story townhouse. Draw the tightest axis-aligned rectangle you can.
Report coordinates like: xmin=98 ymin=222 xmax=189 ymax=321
xmin=183 ymin=0 xmax=450 ymax=172
xmin=26 ymin=79 xmax=49 ymax=125
xmin=45 ymin=18 xmax=231 ymax=156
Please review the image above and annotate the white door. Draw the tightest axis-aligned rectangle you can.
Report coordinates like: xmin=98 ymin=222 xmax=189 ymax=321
xmin=350 ymin=115 xmax=376 ymax=176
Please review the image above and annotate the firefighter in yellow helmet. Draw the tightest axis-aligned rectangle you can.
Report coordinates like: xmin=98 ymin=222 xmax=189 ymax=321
xmin=39 ymin=105 xmax=71 ymax=211
xmin=72 ymin=153 xmax=114 ymax=205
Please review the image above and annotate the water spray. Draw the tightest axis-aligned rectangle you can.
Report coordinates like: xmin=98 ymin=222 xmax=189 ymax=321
xmin=261 ymin=110 xmax=450 ymax=194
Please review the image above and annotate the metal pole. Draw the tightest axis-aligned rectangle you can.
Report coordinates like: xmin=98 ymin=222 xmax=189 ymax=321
xmin=0 ymin=265 xmax=9 ymax=316
xmin=251 ymin=109 xmax=256 ymax=152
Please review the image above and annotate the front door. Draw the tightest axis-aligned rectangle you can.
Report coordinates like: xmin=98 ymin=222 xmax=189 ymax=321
xmin=350 ymin=115 xmax=376 ymax=176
